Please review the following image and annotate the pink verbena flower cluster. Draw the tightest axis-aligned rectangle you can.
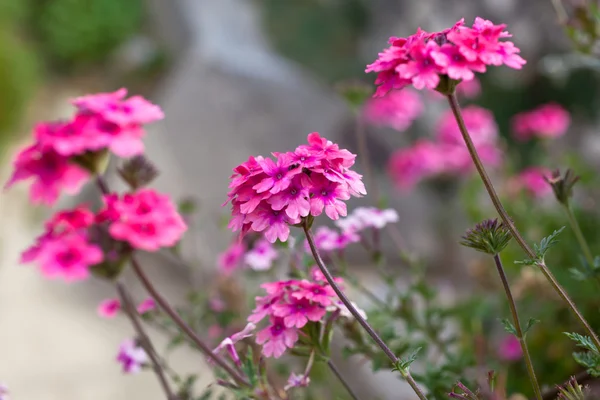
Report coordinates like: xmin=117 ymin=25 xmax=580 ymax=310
xmin=512 ymin=103 xmax=570 ymax=141
xmin=97 ymin=297 xmax=156 ymax=318
xmin=5 ymin=89 xmax=163 ymax=206
xmin=21 ymin=189 xmax=186 ymax=282
xmin=249 ymin=272 xmax=340 ymax=358
xmin=389 ymin=106 xmax=501 ymax=189
xmin=366 ymin=17 xmax=525 ymax=96
xmin=509 ymin=167 xmax=552 ymax=198
xmin=363 ymin=89 xmax=423 ymax=131
xmin=217 ymin=237 xmax=279 ymax=274
xmin=226 ymin=132 xmax=366 ymax=243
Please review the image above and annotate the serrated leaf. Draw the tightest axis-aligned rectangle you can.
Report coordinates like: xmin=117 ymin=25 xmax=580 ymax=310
xmin=523 ymin=318 xmax=540 ymax=336
xmin=515 ymin=227 xmax=565 ymax=265
xmin=565 ymin=332 xmax=599 ymax=353
xmin=393 ymin=347 xmax=421 ymax=373
xmin=500 ymin=319 xmax=517 ymax=336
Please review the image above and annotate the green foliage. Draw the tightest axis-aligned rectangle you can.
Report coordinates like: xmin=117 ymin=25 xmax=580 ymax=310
xmin=515 ymin=227 xmax=566 ymax=266
xmin=565 ymin=332 xmax=600 ymax=376
xmin=34 ymin=0 xmax=143 ymax=68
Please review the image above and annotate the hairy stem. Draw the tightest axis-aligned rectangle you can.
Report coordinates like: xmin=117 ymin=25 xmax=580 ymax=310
xmin=303 ymin=223 xmax=429 ymax=400
xmin=95 ymin=176 xmax=250 ymax=388
xmin=492 ymin=255 xmax=542 ymax=400
xmin=563 ymin=204 xmax=595 ymax=266
xmin=446 ymin=93 xmax=600 ymax=351
xmin=327 ymin=360 xmax=360 ymax=400
xmin=117 ymin=282 xmax=178 ymax=400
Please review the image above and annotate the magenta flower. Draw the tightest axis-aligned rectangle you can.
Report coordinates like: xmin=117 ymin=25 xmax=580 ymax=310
xmin=272 ymin=298 xmax=327 ymax=328
xmin=367 ymin=17 xmax=525 ymax=96
xmin=510 ymin=167 xmax=552 ymax=198
xmin=363 ymin=89 xmax=423 ymax=132
xmin=5 ymin=144 xmax=89 ymax=206
xmin=212 ymin=323 xmax=256 ymax=367
xmin=21 ymin=205 xmax=103 ymax=282
xmin=456 ymin=77 xmax=481 ymax=99
xmin=98 ymin=189 xmax=187 ymax=252
xmin=498 ymin=334 xmax=523 ymax=362
xmin=304 ymin=226 xmax=340 ymax=253
xmin=137 ymin=298 xmax=156 ymax=314
xmin=218 ymin=242 xmax=246 ymax=274
xmin=256 ymin=316 xmax=299 ymax=358
xmin=388 ymin=140 xmax=445 ymax=189
xmin=437 ymin=106 xmax=498 ymax=146
xmin=292 ymin=280 xmax=336 ymax=307
xmin=244 ymin=239 xmax=278 ymax=271
xmin=98 ymin=298 xmax=122 ymax=318
xmin=226 ymin=133 xmax=364 ymax=242
xmin=116 ymin=339 xmax=148 ymax=374
xmin=512 ymin=103 xmax=570 ymax=141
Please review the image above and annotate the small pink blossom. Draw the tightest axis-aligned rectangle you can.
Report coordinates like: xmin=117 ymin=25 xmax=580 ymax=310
xmin=292 ymin=281 xmax=336 ymax=307
xmin=272 ymin=297 xmax=327 ymax=328
xmin=244 ymin=239 xmax=278 ymax=271
xmin=285 ymin=373 xmax=310 ymax=391
xmin=498 ymin=335 xmax=523 ymax=362
xmin=137 ymin=298 xmax=156 ymax=314
xmin=437 ymin=106 xmax=498 ymax=147
xmin=256 ymin=316 xmax=299 ymax=358
xmin=98 ymin=298 xmax=121 ymax=318
xmin=456 ymin=76 xmax=481 ymax=98
xmin=511 ymin=167 xmax=552 ymax=198
xmin=98 ymin=189 xmax=187 ymax=252
xmin=337 ymin=207 xmax=399 ymax=232
xmin=363 ymin=89 xmax=423 ymax=131
xmin=512 ymin=103 xmax=570 ymax=141
xmin=388 ymin=141 xmax=445 ymax=189
xmin=116 ymin=339 xmax=148 ymax=374
xmin=208 ymin=325 xmax=224 ymax=339
xmin=218 ymin=242 xmax=246 ymax=274
xmin=0 ymin=383 xmax=8 ymax=400
xmin=5 ymin=144 xmax=89 ymax=206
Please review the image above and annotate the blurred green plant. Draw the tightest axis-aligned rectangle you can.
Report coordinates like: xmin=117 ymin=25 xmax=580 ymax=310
xmin=33 ymin=0 xmax=144 ymax=69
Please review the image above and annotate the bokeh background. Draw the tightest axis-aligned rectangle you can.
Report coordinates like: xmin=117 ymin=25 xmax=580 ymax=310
xmin=1 ymin=0 xmax=599 ymax=399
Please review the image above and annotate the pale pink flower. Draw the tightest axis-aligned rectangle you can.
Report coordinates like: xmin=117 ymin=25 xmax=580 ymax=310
xmin=285 ymin=373 xmax=310 ymax=391
xmin=338 ymin=207 xmax=399 ymax=231
xmin=256 ymin=317 xmax=299 ymax=358
xmin=363 ymin=89 xmax=423 ymax=131
xmin=209 ymin=297 xmax=227 ymax=312
xmin=98 ymin=298 xmax=121 ymax=318
xmin=512 ymin=103 xmax=570 ymax=141
xmin=512 ymin=167 xmax=552 ymax=198
xmin=388 ymin=141 xmax=445 ymax=189
xmin=305 ymin=226 xmax=339 ymax=253
xmin=498 ymin=335 xmax=523 ymax=362
xmin=116 ymin=339 xmax=147 ymax=374
xmin=208 ymin=325 xmax=224 ymax=339
xmin=5 ymin=144 xmax=89 ymax=206
xmin=98 ymin=190 xmax=187 ymax=252
xmin=437 ymin=106 xmax=498 ymax=147
xmin=244 ymin=239 xmax=278 ymax=271
xmin=0 ymin=383 xmax=8 ymax=400
xmin=137 ymin=298 xmax=156 ymax=314
xmin=218 ymin=242 xmax=246 ymax=274
xmin=456 ymin=77 xmax=481 ymax=98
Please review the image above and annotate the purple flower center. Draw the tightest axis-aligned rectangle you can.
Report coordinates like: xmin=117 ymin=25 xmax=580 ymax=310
xmin=290 ymin=188 xmax=297 ymax=195
xmin=276 ymin=173 xmax=283 ymax=180
xmin=320 ymin=190 xmax=328 ymax=196
xmin=57 ymin=249 xmax=81 ymax=266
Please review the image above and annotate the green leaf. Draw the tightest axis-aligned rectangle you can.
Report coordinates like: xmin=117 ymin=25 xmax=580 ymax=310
xmin=523 ymin=318 xmax=540 ymax=336
xmin=565 ymin=332 xmax=599 ymax=353
xmin=500 ymin=319 xmax=517 ymax=336
xmin=515 ymin=227 xmax=565 ymax=265
xmin=393 ymin=347 xmax=421 ymax=373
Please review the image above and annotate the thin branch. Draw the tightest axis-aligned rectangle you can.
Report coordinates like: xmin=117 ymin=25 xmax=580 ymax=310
xmin=327 ymin=360 xmax=360 ymax=400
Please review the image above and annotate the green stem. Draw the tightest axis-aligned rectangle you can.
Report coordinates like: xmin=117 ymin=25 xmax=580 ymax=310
xmin=446 ymin=93 xmax=600 ymax=351
xmin=563 ymin=203 xmax=595 ymax=266
xmin=303 ymin=223 xmax=429 ymax=400
xmin=327 ymin=360 xmax=360 ymax=400
xmin=493 ymin=255 xmax=542 ymax=400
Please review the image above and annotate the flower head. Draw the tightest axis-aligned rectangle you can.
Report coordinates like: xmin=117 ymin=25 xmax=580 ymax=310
xmin=116 ymin=339 xmax=147 ymax=374
xmin=0 ymin=383 xmax=8 ymax=400
xmin=367 ymin=18 xmax=525 ymax=96
xmin=460 ymin=218 xmax=512 ymax=255
xmin=244 ymin=239 xmax=278 ymax=271
xmin=137 ymin=298 xmax=156 ymax=314
xmin=545 ymin=169 xmax=580 ymax=206
xmin=285 ymin=373 xmax=311 ymax=391
xmin=98 ymin=189 xmax=187 ymax=252
xmin=226 ymin=133 xmax=364 ymax=243
xmin=512 ymin=103 xmax=570 ymax=141
xmin=363 ymin=89 xmax=423 ymax=131
xmin=98 ymin=298 xmax=121 ymax=318
xmin=218 ymin=242 xmax=246 ymax=274
xmin=497 ymin=334 xmax=522 ymax=362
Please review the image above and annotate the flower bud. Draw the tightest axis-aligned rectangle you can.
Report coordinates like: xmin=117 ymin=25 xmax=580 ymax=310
xmin=118 ymin=155 xmax=159 ymax=190
xmin=544 ymin=168 xmax=579 ymax=206
xmin=460 ymin=218 xmax=512 ymax=255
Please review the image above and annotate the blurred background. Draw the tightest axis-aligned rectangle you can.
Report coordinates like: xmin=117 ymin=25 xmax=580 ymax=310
xmin=1 ymin=0 xmax=599 ymax=399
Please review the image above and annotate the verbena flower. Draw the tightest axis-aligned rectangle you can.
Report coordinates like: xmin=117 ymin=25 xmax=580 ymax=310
xmin=98 ymin=298 xmax=121 ymax=318
xmin=226 ymin=133 xmax=365 ymax=243
xmin=363 ymin=89 xmax=423 ymax=131
xmin=4 ymin=144 xmax=89 ymax=206
xmin=249 ymin=274 xmax=341 ymax=358
xmin=97 ymin=189 xmax=187 ymax=252
xmin=456 ymin=77 xmax=481 ymax=98
xmin=116 ymin=339 xmax=147 ymax=374
xmin=336 ymin=207 xmax=399 ymax=232
xmin=497 ymin=334 xmax=523 ymax=362
xmin=0 ymin=383 xmax=8 ymax=400
xmin=244 ymin=239 xmax=278 ymax=271
xmin=512 ymin=103 xmax=570 ymax=141
xmin=21 ymin=205 xmax=103 ymax=282
xmin=460 ymin=218 xmax=512 ymax=255
xmin=285 ymin=373 xmax=311 ymax=391
xmin=137 ymin=298 xmax=156 ymax=314
xmin=218 ymin=242 xmax=246 ymax=275
xmin=510 ymin=167 xmax=552 ymax=198
xmin=212 ymin=323 xmax=256 ymax=367
xmin=366 ymin=17 xmax=525 ymax=96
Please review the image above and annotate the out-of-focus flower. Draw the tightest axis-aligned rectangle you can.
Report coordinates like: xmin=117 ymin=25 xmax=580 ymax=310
xmin=388 ymin=140 xmax=445 ymax=189
xmin=328 ymin=300 xmax=368 ymax=321
xmin=97 ymin=189 xmax=187 ymax=252
xmin=363 ymin=89 xmax=423 ymax=131
xmin=212 ymin=323 xmax=256 ymax=367
xmin=336 ymin=207 xmax=399 ymax=232
xmin=510 ymin=167 xmax=552 ymax=198
xmin=284 ymin=373 xmax=311 ymax=391
xmin=137 ymin=298 xmax=156 ymax=314
xmin=116 ymin=339 xmax=147 ymax=374
xmin=512 ymin=103 xmax=570 ymax=141
xmin=456 ymin=77 xmax=482 ymax=98
xmin=366 ymin=18 xmax=525 ymax=96
xmin=98 ymin=298 xmax=121 ymax=318
xmin=218 ymin=242 xmax=246 ymax=274
xmin=225 ymin=133 xmax=365 ymax=243
xmin=244 ymin=239 xmax=278 ymax=271
xmin=437 ymin=106 xmax=498 ymax=147
xmin=0 ymin=383 xmax=9 ymax=400
xmin=498 ymin=335 xmax=523 ymax=362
